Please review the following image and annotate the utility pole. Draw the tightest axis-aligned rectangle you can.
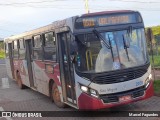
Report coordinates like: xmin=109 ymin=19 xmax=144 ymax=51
xmin=84 ymin=0 xmax=89 ymax=13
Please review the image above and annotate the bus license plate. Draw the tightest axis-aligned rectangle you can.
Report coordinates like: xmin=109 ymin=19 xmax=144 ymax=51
xmin=119 ymin=95 xmax=131 ymax=102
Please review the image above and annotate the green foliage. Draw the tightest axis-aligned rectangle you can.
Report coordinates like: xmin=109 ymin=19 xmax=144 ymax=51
xmin=154 ymin=80 xmax=160 ymax=94
xmin=146 ymin=25 xmax=160 ymax=36
xmin=0 ymin=50 xmax=5 ymax=59
xmin=150 ymin=56 xmax=160 ymax=67
xmin=151 ymin=26 xmax=160 ymax=36
xmin=0 ymin=42 xmax=4 ymax=50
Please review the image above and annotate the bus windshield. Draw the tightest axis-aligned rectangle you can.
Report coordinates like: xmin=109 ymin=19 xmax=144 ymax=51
xmin=74 ymin=28 xmax=148 ymax=73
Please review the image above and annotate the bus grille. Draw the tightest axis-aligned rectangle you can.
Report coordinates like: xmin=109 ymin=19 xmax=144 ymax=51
xmin=92 ymin=69 xmax=147 ymax=84
xmin=99 ymin=86 xmax=145 ymax=103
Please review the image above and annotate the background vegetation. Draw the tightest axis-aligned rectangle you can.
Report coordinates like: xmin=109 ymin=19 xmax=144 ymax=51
xmin=0 ymin=42 xmax=5 ymax=59
xmin=146 ymin=26 xmax=160 ymax=95
xmin=146 ymin=26 xmax=160 ymax=67
xmin=154 ymin=80 xmax=160 ymax=95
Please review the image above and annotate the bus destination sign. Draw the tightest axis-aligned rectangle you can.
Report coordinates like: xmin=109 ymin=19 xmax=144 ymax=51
xmin=98 ymin=15 xmax=129 ymax=26
xmin=75 ymin=13 xmax=140 ymax=29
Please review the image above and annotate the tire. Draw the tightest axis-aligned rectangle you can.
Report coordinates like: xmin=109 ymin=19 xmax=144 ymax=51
xmin=52 ymin=83 xmax=66 ymax=108
xmin=16 ymin=72 xmax=25 ymax=89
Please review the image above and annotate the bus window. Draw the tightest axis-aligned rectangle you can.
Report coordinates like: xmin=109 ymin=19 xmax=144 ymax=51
xmin=14 ymin=40 xmax=18 ymax=49
xmin=33 ymin=35 xmax=43 ymax=60
xmin=19 ymin=39 xmax=25 ymax=49
xmin=33 ymin=35 xmax=42 ymax=48
xmin=19 ymin=39 xmax=25 ymax=59
xmin=44 ymin=32 xmax=56 ymax=61
xmin=13 ymin=40 xmax=19 ymax=58
xmin=75 ymin=34 xmax=101 ymax=72
xmin=44 ymin=32 xmax=56 ymax=47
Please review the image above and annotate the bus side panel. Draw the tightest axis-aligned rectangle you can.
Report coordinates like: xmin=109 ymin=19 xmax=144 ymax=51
xmin=13 ymin=59 xmax=30 ymax=87
xmin=32 ymin=60 xmax=61 ymax=96
xmin=5 ymin=58 xmax=13 ymax=79
xmin=13 ymin=59 xmax=19 ymax=79
xmin=19 ymin=60 xmax=30 ymax=87
xmin=32 ymin=60 xmax=47 ymax=95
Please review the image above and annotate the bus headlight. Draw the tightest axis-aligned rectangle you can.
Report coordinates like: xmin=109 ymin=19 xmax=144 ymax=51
xmin=80 ymin=85 xmax=88 ymax=92
xmin=90 ymin=89 xmax=99 ymax=98
xmin=79 ymin=84 xmax=99 ymax=98
xmin=145 ymin=79 xmax=150 ymax=88
xmin=145 ymin=74 xmax=152 ymax=88
xmin=149 ymin=74 xmax=152 ymax=80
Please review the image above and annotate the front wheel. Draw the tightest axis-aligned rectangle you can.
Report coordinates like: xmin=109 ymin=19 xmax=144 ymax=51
xmin=52 ymin=83 xmax=66 ymax=108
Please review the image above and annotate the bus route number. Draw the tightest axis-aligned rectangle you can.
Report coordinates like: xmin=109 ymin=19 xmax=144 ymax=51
xmin=136 ymin=81 xmax=143 ymax=87
xmin=83 ymin=19 xmax=95 ymax=27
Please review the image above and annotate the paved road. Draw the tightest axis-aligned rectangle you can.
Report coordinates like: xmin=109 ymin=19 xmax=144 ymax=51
xmin=0 ymin=59 xmax=5 ymax=64
xmin=0 ymin=64 xmax=160 ymax=120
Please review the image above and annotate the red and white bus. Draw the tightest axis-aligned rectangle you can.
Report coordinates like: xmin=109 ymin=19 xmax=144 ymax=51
xmin=5 ymin=10 xmax=153 ymax=110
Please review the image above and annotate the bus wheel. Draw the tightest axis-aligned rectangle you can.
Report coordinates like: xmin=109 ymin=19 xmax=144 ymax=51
xmin=16 ymin=72 xmax=25 ymax=89
xmin=52 ymin=83 xmax=66 ymax=108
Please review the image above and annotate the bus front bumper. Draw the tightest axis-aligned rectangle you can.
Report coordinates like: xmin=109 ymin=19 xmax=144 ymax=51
xmin=78 ymin=81 xmax=154 ymax=110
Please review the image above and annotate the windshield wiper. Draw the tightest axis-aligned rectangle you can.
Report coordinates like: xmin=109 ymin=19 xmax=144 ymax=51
xmin=127 ymin=26 xmax=133 ymax=35
xmin=92 ymin=29 xmax=114 ymax=62
xmin=107 ymin=35 xmax=114 ymax=62
xmin=92 ymin=29 xmax=110 ymax=49
xmin=122 ymin=35 xmax=130 ymax=61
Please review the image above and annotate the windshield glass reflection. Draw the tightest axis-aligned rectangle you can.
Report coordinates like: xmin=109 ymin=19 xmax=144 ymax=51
xmin=74 ymin=28 xmax=147 ymax=73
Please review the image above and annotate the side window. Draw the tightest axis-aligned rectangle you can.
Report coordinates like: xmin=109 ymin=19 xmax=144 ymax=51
xmin=14 ymin=40 xmax=18 ymax=49
xmin=45 ymin=32 xmax=56 ymax=47
xmin=19 ymin=39 xmax=25 ymax=49
xmin=33 ymin=35 xmax=43 ymax=60
xmin=44 ymin=32 xmax=56 ymax=61
xmin=33 ymin=35 xmax=42 ymax=48
xmin=13 ymin=40 xmax=19 ymax=58
xmin=19 ymin=39 xmax=25 ymax=59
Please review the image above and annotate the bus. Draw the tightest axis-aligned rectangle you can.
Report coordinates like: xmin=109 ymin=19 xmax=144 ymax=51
xmin=4 ymin=10 xmax=154 ymax=110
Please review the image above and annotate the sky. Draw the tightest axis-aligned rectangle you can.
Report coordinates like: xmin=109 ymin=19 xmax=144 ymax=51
xmin=0 ymin=0 xmax=160 ymax=38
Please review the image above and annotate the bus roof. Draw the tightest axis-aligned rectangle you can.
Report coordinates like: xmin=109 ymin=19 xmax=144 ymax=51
xmin=4 ymin=19 xmax=68 ymax=42
xmin=82 ymin=10 xmax=137 ymax=17
xmin=4 ymin=10 xmax=139 ymax=42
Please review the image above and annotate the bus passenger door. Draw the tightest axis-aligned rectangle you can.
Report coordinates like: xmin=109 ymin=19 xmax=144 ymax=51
xmin=25 ymin=40 xmax=35 ymax=87
xmin=57 ymin=31 xmax=76 ymax=105
xmin=8 ymin=43 xmax=15 ymax=79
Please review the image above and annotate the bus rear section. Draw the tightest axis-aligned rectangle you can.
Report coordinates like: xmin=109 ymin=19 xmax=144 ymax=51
xmin=72 ymin=10 xmax=154 ymax=109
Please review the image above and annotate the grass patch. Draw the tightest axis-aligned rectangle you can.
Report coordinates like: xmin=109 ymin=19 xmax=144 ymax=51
xmin=150 ymin=56 xmax=160 ymax=67
xmin=153 ymin=80 xmax=160 ymax=95
xmin=0 ymin=50 xmax=5 ymax=59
